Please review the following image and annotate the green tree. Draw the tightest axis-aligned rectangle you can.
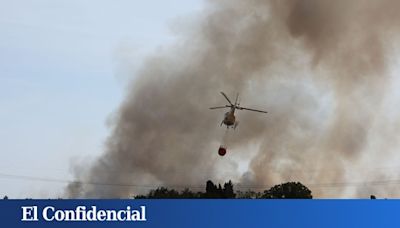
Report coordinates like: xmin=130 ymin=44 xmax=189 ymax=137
xmin=140 ymin=187 xmax=180 ymax=199
xmin=205 ymin=180 xmax=221 ymax=198
xmin=222 ymin=180 xmax=235 ymax=198
xmin=261 ymin=182 xmax=312 ymax=199
xmin=180 ymin=188 xmax=202 ymax=198
xmin=204 ymin=180 xmax=236 ymax=198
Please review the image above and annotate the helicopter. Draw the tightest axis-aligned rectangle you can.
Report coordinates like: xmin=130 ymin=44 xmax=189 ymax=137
xmin=210 ymin=92 xmax=268 ymax=129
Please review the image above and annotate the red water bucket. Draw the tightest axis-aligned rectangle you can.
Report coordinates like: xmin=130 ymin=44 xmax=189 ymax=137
xmin=218 ymin=146 xmax=227 ymax=156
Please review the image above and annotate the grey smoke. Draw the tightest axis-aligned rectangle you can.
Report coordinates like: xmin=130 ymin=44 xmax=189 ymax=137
xmin=66 ymin=0 xmax=400 ymax=198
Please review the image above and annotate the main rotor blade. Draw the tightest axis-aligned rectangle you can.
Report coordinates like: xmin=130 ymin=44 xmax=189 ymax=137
xmin=220 ymin=92 xmax=233 ymax=105
xmin=237 ymin=106 xmax=268 ymax=113
xmin=234 ymin=93 xmax=239 ymax=106
xmin=209 ymin=105 xmax=230 ymax=109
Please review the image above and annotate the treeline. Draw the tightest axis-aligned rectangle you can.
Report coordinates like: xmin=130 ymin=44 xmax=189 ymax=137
xmin=0 ymin=181 xmax=313 ymax=199
xmin=134 ymin=181 xmax=312 ymax=199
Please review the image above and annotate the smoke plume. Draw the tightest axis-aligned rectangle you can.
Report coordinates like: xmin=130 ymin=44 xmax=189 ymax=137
xmin=66 ymin=0 xmax=400 ymax=198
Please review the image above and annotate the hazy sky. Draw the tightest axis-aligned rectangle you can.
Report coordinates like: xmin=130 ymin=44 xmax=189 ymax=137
xmin=0 ymin=0 xmax=204 ymax=198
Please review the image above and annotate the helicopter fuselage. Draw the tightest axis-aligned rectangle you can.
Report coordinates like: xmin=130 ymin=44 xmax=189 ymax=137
xmin=223 ymin=108 xmax=236 ymax=127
